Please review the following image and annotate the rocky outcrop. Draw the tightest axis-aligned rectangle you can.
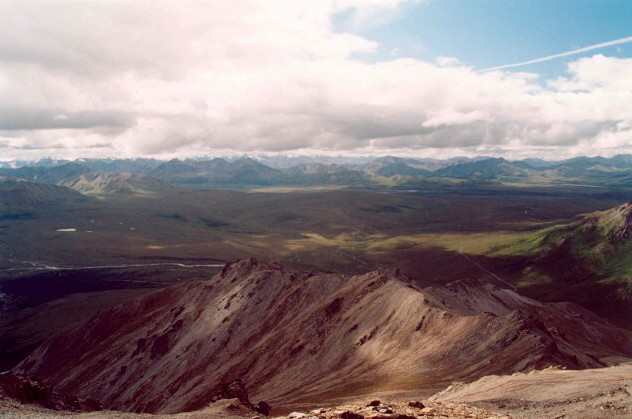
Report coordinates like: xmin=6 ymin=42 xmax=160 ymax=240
xmin=274 ymin=399 xmax=508 ymax=418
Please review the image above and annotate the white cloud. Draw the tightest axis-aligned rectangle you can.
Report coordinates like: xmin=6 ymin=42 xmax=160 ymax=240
xmin=435 ymin=56 xmax=461 ymax=67
xmin=0 ymin=1 xmax=631 ymax=160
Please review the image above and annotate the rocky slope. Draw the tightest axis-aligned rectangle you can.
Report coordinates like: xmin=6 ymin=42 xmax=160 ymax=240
xmin=432 ymin=362 xmax=632 ymax=418
xmin=12 ymin=259 xmax=632 ymax=414
xmin=0 ymin=397 xmax=258 ymax=419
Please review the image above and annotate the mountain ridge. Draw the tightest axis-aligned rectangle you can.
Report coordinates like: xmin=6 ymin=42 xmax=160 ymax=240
xmin=7 ymin=154 xmax=632 ymax=189
xmin=12 ymin=258 xmax=632 ymax=414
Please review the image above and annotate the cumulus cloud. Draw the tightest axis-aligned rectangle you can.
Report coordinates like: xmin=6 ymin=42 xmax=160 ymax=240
xmin=0 ymin=0 xmax=631 ymax=159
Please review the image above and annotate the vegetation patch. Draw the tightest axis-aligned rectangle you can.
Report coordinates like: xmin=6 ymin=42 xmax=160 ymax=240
xmin=284 ymin=227 xmax=561 ymax=257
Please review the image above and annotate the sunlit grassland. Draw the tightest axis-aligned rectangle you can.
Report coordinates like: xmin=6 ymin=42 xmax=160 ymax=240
xmin=283 ymin=225 xmax=562 ymax=257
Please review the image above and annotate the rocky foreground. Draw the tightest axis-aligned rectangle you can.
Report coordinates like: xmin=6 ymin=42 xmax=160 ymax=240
xmin=271 ymin=399 xmax=508 ymax=419
xmin=432 ymin=363 xmax=632 ymax=419
xmin=0 ymin=397 xmax=507 ymax=419
xmin=3 ymin=364 xmax=632 ymax=418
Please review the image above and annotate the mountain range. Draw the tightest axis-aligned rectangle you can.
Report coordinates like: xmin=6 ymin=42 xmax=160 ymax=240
xmin=5 ymin=154 xmax=632 ymax=192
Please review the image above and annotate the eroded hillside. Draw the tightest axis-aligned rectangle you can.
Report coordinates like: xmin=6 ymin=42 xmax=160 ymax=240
xmin=11 ymin=259 xmax=632 ymax=415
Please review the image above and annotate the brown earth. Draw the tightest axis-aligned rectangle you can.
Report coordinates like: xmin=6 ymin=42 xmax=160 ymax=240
xmin=8 ymin=259 xmax=632 ymax=416
xmin=431 ymin=362 xmax=632 ymax=418
xmin=0 ymin=397 xmax=256 ymax=418
xmin=273 ymin=399 xmax=509 ymax=418
xmin=0 ymin=396 xmax=509 ymax=418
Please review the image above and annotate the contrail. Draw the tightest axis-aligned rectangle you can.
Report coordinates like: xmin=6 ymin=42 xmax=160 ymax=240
xmin=481 ymin=35 xmax=632 ymax=72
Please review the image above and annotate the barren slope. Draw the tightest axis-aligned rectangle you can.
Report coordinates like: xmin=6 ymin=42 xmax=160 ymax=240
xmin=13 ymin=259 xmax=632 ymax=414
xmin=0 ymin=397 xmax=257 ymax=419
xmin=432 ymin=363 xmax=632 ymax=418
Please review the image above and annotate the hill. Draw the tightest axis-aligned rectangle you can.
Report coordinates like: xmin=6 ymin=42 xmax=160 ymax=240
xmin=13 ymin=259 xmax=632 ymax=414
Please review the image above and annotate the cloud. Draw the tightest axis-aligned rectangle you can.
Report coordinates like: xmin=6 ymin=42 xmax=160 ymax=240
xmin=0 ymin=108 xmax=134 ymax=131
xmin=435 ymin=56 xmax=461 ymax=67
xmin=481 ymin=35 xmax=632 ymax=72
xmin=0 ymin=1 xmax=631 ymax=160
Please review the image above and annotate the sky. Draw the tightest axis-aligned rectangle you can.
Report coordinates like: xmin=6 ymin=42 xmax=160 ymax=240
xmin=1 ymin=0 xmax=632 ymax=161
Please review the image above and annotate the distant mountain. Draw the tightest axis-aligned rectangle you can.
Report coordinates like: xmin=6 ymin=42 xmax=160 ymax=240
xmin=548 ymin=155 xmax=632 ymax=182
xmin=150 ymin=157 xmax=283 ymax=187
xmin=609 ymin=154 xmax=632 ymax=166
xmin=14 ymin=259 xmax=632 ymax=413
xmin=518 ymin=158 xmax=559 ymax=169
xmin=435 ymin=158 xmax=529 ymax=180
xmin=255 ymin=154 xmax=374 ymax=169
xmin=228 ymin=157 xmax=284 ymax=185
xmin=553 ymin=156 xmax=614 ymax=177
xmin=59 ymin=172 xmax=173 ymax=196
xmin=0 ymin=162 xmax=91 ymax=185
xmin=150 ymin=158 xmax=199 ymax=177
xmin=6 ymin=154 xmax=632 ymax=189
xmin=0 ymin=179 xmax=87 ymax=214
xmin=400 ymin=156 xmax=467 ymax=171
xmin=364 ymin=156 xmax=432 ymax=177
xmin=24 ymin=158 xmax=71 ymax=168
xmin=283 ymin=163 xmax=367 ymax=185
xmin=79 ymin=158 xmax=162 ymax=174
